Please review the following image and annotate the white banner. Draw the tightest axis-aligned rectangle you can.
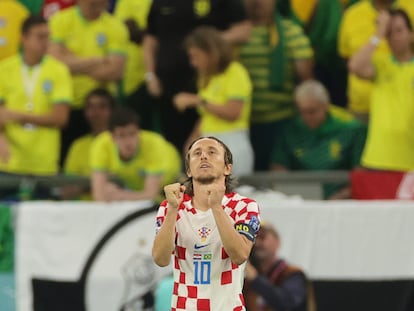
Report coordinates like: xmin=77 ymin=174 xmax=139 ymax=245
xmin=16 ymin=200 xmax=171 ymax=311
xmin=15 ymin=190 xmax=414 ymax=311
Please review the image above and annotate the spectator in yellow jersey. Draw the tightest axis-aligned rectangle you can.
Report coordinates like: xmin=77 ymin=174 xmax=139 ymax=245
xmin=0 ymin=0 xmax=29 ymax=61
xmin=62 ymin=88 xmax=115 ymax=200
xmin=90 ymin=107 xmax=181 ymax=202
xmin=173 ymin=26 xmax=254 ymax=177
xmin=349 ymin=9 xmax=414 ymax=172
xmin=48 ymin=0 xmax=129 ymax=165
xmin=0 ymin=15 xmax=72 ymax=178
xmin=338 ymin=0 xmax=414 ymax=122
xmin=65 ymin=88 xmax=115 ymax=177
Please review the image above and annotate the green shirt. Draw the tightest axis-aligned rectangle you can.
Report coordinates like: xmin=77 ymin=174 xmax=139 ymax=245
xmin=271 ymin=114 xmax=367 ymax=198
xmin=239 ymin=19 xmax=313 ymax=124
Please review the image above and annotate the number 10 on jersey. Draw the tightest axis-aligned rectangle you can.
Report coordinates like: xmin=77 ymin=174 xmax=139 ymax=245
xmin=193 ymin=260 xmax=211 ymax=284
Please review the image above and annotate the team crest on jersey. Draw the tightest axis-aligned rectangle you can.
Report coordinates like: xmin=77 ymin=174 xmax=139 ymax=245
xmin=96 ymin=33 xmax=107 ymax=46
xmin=42 ymin=80 xmax=53 ymax=93
xmin=193 ymin=0 xmax=210 ymax=18
xmin=294 ymin=148 xmax=304 ymax=158
xmin=0 ymin=17 xmax=6 ymax=28
xmin=329 ymin=140 xmax=342 ymax=159
xmin=198 ymin=226 xmax=211 ymax=242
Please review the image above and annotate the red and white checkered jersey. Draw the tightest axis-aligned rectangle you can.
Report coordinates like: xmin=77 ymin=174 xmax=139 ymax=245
xmin=155 ymin=192 xmax=260 ymax=311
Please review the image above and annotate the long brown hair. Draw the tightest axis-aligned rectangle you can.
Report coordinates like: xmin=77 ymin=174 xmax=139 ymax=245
xmin=184 ymin=26 xmax=233 ymax=88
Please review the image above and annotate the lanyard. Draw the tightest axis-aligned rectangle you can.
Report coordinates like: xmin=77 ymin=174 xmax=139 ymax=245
xmin=21 ymin=63 xmax=41 ymax=112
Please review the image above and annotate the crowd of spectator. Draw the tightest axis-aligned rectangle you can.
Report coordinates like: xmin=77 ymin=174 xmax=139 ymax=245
xmin=0 ymin=0 xmax=413 ymax=202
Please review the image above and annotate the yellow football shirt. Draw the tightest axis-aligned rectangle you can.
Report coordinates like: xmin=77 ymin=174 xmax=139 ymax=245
xmin=0 ymin=54 xmax=73 ymax=175
xmin=64 ymin=134 xmax=95 ymax=176
xmin=339 ymin=0 xmax=414 ymax=113
xmin=114 ymin=0 xmax=152 ymax=96
xmin=0 ymin=0 xmax=29 ymax=61
xmin=49 ymin=6 xmax=128 ymax=108
xmin=198 ymin=61 xmax=252 ymax=133
xmin=90 ymin=130 xmax=181 ymax=190
xmin=361 ymin=55 xmax=414 ymax=171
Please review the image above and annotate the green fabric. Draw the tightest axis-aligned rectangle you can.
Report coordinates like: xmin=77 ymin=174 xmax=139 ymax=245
xmin=239 ymin=19 xmax=313 ymax=123
xmin=0 ymin=205 xmax=13 ymax=272
xmin=269 ymin=13 xmax=287 ymax=91
xmin=271 ymin=114 xmax=367 ymax=198
xmin=18 ymin=0 xmax=43 ymax=15
xmin=307 ymin=0 xmax=343 ymax=66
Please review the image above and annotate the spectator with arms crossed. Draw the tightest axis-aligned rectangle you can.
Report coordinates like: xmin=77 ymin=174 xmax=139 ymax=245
xmin=153 ymin=136 xmax=260 ymax=310
xmin=48 ymin=0 xmax=128 ymax=163
xmin=90 ymin=107 xmax=181 ymax=202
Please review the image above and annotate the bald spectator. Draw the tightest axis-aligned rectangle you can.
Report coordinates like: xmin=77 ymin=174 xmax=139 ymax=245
xmin=270 ymin=80 xmax=366 ymax=200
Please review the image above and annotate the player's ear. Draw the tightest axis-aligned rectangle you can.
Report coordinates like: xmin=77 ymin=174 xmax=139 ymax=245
xmin=224 ymin=163 xmax=232 ymax=176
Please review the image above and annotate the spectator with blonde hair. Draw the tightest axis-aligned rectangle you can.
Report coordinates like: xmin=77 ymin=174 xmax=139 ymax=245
xmin=174 ymin=26 xmax=254 ymax=177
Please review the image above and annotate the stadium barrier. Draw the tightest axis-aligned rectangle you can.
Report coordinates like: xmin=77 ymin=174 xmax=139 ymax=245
xmin=0 ymin=193 xmax=413 ymax=311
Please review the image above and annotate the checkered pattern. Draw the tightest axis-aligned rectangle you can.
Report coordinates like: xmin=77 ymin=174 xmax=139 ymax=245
xmin=155 ymin=192 xmax=260 ymax=310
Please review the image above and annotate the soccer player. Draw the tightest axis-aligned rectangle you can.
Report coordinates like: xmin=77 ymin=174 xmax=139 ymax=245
xmin=153 ymin=136 xmax=261 ymax=310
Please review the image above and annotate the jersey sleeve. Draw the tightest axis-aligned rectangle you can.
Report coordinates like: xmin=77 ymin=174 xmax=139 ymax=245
xmin=234 ymin=197 xmax=260 ymax=242
xmin=155 ymin=199 xmax=168 ymax=234
xmin=49 ymin=12 xmax=67 ymax=44
xmin=225 ymin=63 xmax=252 ymax=102
xmin=285 ymin=21 xmax=314 ymax=60
xmin=89 ymin=134 xmax=111 ymax=172
xmin=50 ymin=61 xmax=73 ymax=105
xmin=143 ymin=134 xmax=168 ymax=176
xmin=64 ymin=139 xmax=82 ymax=175
xmin=107 ymin=20 xmax=129 ymax=56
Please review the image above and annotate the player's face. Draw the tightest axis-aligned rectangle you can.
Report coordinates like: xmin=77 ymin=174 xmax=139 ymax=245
xmin=252 ymin=229 xmax=280 ymax=261
xmin=187 ymin=138 xmax=232 ymax=184
xmin=387 ymin=15 xmax=413 ymax=56
xmin=188 ymin=47 xmax=211 ymax=74
xmin=111 ymin=124 xmax=139 ymax=160
xmin=296 ymin=97 xmax=328 ymax=130
xmin=84 ymin=95 xmax=112 ymax=132
xmin=21 ymin=23 xmax=50 ymax=57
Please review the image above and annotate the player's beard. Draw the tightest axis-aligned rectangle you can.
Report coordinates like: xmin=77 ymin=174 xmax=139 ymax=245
xmin=193 ymin=175 xmax=216 ymax=185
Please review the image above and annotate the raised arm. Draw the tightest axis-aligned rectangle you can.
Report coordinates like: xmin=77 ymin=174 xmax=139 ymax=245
xmin=348 ymin=10 xmax=390 ymax=80
xmin=152 ymin=183 xmax=186 ymax=267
